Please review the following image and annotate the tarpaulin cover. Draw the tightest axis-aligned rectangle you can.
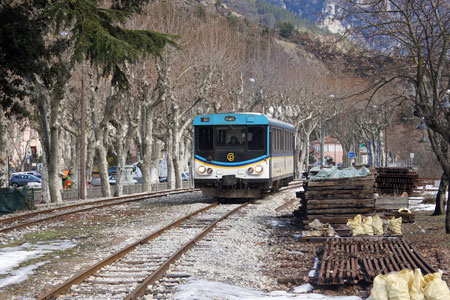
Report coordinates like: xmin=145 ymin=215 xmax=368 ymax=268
xmin=309 ymin=166 xmax=371 ymax=181
xmin=0 ymin=187 xmax=29 ymax=214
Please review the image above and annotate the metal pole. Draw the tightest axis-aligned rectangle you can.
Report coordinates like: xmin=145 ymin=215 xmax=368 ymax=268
xmin=320 ymin=118 xmax=324 ymax=167
xmin=79 ymin=61 xmax=87 ymax=200
xmin=385 ymin=127 xmax=388 ymax=167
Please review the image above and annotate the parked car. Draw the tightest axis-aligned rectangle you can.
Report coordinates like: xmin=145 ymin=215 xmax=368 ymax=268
xmin=91 ymin=177 xmax=102 ymax=187
xmin=92 ymin=175 xmax=137 ymax=186
xmin=108 ymin=166 xmax=118 ymax=175
xmin=10 ymin=174 xmax=41 ymax=188
xmin=12 ymin=171 xmax=42 ymax=179
xmin=181 ymin=172 xmax=190 ymax=181
xmin=108 ymin=175 xmax=117 ymax=185
xmin=108 ymin=175 xmax=137 ymax=186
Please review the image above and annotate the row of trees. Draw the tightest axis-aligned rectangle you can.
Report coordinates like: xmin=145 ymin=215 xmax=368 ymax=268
xmin=335 ymin=0 xmax=450 ymax=231
xmin=0 ymin=0 xmax=343 ymax=202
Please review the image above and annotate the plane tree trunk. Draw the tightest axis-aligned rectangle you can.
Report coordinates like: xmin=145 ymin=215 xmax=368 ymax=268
xmin=138 ymin=56 xmax=171 ymax=192
xmin=433 ymin=173 xmax=448 ymax=216
xmin=0 ymin=112 xmax=9 ymax=188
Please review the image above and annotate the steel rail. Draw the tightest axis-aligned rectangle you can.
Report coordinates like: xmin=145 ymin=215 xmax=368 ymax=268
xmin=125 ymin=201 xmax=249 ymax=300
xmin=0 ymin=188 xmax=197 ymax=234
xmin=274 ymin=198 xmax=298 ymax=212
xmin=273 ymin=181 xmax=304 ymax=211
xmin=0 ymin=188 xmax=196 ymax=225
xmin=37 ymin=202 xmax=219 ymax=300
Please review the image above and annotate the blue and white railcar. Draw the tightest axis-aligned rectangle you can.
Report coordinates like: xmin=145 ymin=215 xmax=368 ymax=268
xmin=193 ymin=113 xmax=295 ymax=199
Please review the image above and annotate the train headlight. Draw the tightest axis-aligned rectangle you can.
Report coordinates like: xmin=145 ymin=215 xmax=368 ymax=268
xmin=197 ymin=166 xmax=206 ymax=174
xmin=255 ymin=165 xmax=264 ymax=174
xmin=207 ymin=168 xmax=213 ymax=174
xmin=247 ymin=167 xmax=254 ymax=174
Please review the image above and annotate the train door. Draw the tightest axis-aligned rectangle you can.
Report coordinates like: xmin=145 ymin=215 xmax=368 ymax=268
xmin=269 ymin=128 xmax=272 ymax=183
xmin=293 ymin=132 xmax=298 ymax=179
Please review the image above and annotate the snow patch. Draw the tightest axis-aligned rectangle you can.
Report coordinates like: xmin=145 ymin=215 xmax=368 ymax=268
xmin=410 ymin=203 xmax=436 ymax=211
xmin=0 ymin=240 xmax=76 ymax=290
xmin=409 ymin=198 xmax=436 ymax=211
xmin=268 ymin=219 xmax=285 ymax=227
xmin=309 ymin=257 xmax=320 ymax=277
xmin=174 ymin=280 xmax=362 ymax=300
xmin=293 ymin=283 xmax=313 ymax=293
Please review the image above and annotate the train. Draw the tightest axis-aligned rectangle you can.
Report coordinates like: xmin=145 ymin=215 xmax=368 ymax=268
xmin=193 ymin=113 xmax=296 ymax=199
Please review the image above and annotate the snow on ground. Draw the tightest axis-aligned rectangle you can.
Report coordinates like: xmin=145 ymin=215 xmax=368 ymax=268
xmin=408 ymin=196 xmax=441 ymax=211
xmin=308 ymin=257 xmax=320 ymax=277
xmin=409 ymin=202 xmax=436 ymax=211
xmin=293 ymin=284 xmax=313 ymax=293
xmin=0 ymin=240 xmax=76 ymax=290
xmin=174 ymin=280 xmax=362 ymax=300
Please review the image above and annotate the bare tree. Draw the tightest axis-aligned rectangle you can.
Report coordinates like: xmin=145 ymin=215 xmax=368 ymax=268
xmin=337 ymin=0 xmax=450 ymax=231
xmin=0 ymin=112 xmax=9 ymax=187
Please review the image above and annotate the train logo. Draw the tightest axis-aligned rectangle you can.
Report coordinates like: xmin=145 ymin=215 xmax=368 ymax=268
xmin=227 ymin=153 xmax=235 ymax=161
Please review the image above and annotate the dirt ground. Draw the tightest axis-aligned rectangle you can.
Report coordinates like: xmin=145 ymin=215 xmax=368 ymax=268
xmin=265 ymin=209 xmax=450 ymax=297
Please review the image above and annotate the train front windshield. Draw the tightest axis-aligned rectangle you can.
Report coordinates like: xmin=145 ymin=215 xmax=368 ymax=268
xmin=197 ymin=126 xmax=266 ymax=152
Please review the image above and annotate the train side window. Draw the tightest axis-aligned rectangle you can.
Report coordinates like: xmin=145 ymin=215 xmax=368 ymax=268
xmin=279 ymin=129 xmax=282 ymax=150
xmin=275 ymin=129 xmax=278 ymax=150
xmin=248 ymin=126 xmax=265 ymax=150
xmin=274 ymin=129 xmax=278 ymax=151
xmin=278 ymin=129 xmax=281 ymax=150
xmin=290 ymin=132 xmax=293 ymax=149
xmin=198 ymin=126 xmax=213 ymax=151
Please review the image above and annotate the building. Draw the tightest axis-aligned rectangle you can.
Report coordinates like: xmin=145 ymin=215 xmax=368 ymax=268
xmin=9 ymin=124 xmax=42 ymax=172
xmin=311 ymin=135 xmax=344 ymax=165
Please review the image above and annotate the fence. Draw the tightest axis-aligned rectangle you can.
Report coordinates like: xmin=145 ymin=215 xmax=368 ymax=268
xmin=33 ymin=181 xmax=192 ymax=204
xmin=0 ymin=187 xmax=34 ymax=214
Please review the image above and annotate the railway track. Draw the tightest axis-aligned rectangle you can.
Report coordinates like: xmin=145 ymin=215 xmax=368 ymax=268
xmin=38 ymin=201 xmax=249 ymax=300
xmin=0 ymin=188 xmax=197 ymax=234
xmin=273 ymin=180 xmax=304 ymax=211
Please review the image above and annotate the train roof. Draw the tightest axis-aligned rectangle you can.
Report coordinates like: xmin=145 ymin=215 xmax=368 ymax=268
xmin=193 ymin=113 xmax=295 ymax=130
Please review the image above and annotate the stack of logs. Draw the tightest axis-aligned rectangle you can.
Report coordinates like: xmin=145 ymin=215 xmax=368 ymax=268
xmin=375 ymin=168 xmax=417 ymax=195
xmin=298 ymin=175 xmax=375 ymax=235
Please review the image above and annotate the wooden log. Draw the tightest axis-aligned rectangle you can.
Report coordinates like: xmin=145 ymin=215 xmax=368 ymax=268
xmin=307 ymin=199 xmax=375 ymax=209
xmin=306 ymin=184 xmax=374 ymax=191
xmin=306 ymin=191 xmax=374 ymax=200
xmin=308 ymin=176 xmax=374 ymax=186
xmin=305 ymin=223 xmax=350 ymax=231
xmin=306 ymin=207 xmax=376 ymax=215
xmin=375 ymin=197 xmax=408 ymax=210
xmin=304 ymin=216 xmax=359 ymax=224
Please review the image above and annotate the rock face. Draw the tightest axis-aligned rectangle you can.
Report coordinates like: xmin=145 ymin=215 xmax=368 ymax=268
xmin=228 ymin=0 xmax=346 ymax=33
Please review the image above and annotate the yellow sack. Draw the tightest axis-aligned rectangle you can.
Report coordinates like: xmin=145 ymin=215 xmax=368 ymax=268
xmin=409 ymin=269 xmax=425 ymax=300
xmin=423 ymin=272 xmax=450 ymax=300
xmin=369 ymin=274 xmax=388 ymax=300
xmin=348 ymin=214 xmax=364 ymax=236
xmin=372 ymin=214 xmax=384 ymax=235
xmin=385 ymin=271 xmax=410 ymax=300
xmin=362 ymin=216 xmax=374 ymax=236
xmin=388 ymin=217 xmax=402 ymax=235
